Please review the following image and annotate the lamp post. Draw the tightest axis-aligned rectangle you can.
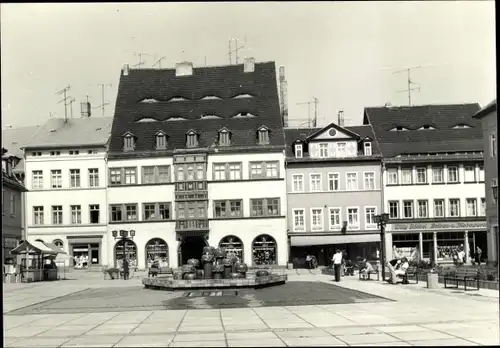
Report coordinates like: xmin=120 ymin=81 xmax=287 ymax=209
xmin=492 ymin=183 xmax=498 ymax=202
xmin=374 ymin=213 xmax=390 ymax=281
xmin=112 ymin=229 xmax=135 ymax=274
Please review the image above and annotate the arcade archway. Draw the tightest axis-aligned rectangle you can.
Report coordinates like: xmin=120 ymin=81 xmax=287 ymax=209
xmin=145 ymin=238 xmax=169 ymax=268
xmin=219 ymin=235 xmax=244 ymax=262
xmin=252 ymin=234 xmax=277 ymax=265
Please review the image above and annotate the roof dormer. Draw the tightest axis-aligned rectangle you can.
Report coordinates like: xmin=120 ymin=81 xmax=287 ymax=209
xmin=122 ymin=132 xmax=136 ymax=152
xmin=452 ymin=124 xmax=471 ymax=129
xmin=155 ymin=131 xmax=168 ymax=150
xmin=139 ymin=98 xmax=160 ymax=104
xmin=293 ymin=140 xmax=304 ymax=158
xmin=390 ymin=126 xmax=409 ymax=131
xmin=233 ymin=93 xmax=254 ymax=99
xmin=257 ymin=125 xmax=270 ymax=145
xmin=167 ymin=96 xmax=188 ymax=102
xmin=186 ymin=129 xmax=199 ymax=148
xmin=218 ymin=127 xmax=231 ymax=146
xmin=418 ymin=125 xmax=437 ymax=130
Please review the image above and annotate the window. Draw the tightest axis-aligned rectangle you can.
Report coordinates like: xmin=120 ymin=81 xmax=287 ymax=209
xmin=156 ymin=133 xmax=167 ymax=149
xmin=88 ymin=169 xmax=99 ymax=187
xmin=249 ymin=161 xmax=279 ymax=179
xmin=143 ymin=202 xmax=171 ymax=220
xmin=336 ymin=142 xmax=346 ymax=157
xmin=311 ymin=208 xmax=323 ymax=231
xmin=70 ymin=169 xmax=81 ymax=188
xmin=186 ymin=165 xmax=195 ymax=181
xmin=124 ymin=168 xmax=137 ymax=184
xmin=347 ymin=208 xmax=359 ymax=228
xmin=50 ymin=151 xmax=61 ymax=156
xmin=449 ymin=199 xmax=460 ymax=217
xmin=364 ymin=172 xmax=375 ymax=190
xmin=195 ymin=164 xmax=204 ymax=180
xmin=33 ymin=206 xmax=44 ymax=225
xmin=387 ymin=168 xmax=398 ymax=185
xmin=177 ymin=203 xmax=185 ymax=219
xmin=250 ymin=198 xmax=280 ymax=217
xmin=293 ymin=209 xmax=305 ymax=231
xmin=403 ymin=200 xmax=413 ymax=218
xmin=214 ymin=164 xmax=227 ymax=181
xmin=69 ymin=150 xmax=79 ymax=155
xmin=365 ymin=207 xmax=376 ymax=229
xmin=416 ymin=167 xmax=427 ymax=184
xmin=389 ymin=201 xmax=399 ymax=219
xmin=71 ymin=205 xmax=82 ymax=224
xmin=186 ymin=133 xmax=198 ymax=148
xmin=464 ymin=166 xmax=475 ymax=182
xmin=228 ymin=163 xmax=241 ymax=180
xmin=214 ymin=200 xmax=242 ymax=218
xmin=159 ymin=203 xmax=171 ymax=220
xmin=346 ymin=173 xmax=357 ymax=191
xmin=295 ymin=144 xmax=303 ymax=158
xmin=329 ymin=208 xmax=341 ymax=229
xmin=32 ymin=170 xmax=43 ymax=189
xmin=434 ymin=199 xmax=445 ymax=218
xmin=364 ymin=142 xmax=372 ymax=156
xmin=310 ymin=174 xmax=322 ymax=192
xmin=142 ymin=165 xmax=170 ymax=184
xmin=124 ymin=135 xmax=135 ymax=151
xmin=490 ymin=132 xmax=497 ymax=158
xmin=292 ymin=174 xmax=304 ymax=192
xmin=480 ymin=198 xmax=486 ymax=216
xmin=432 ymin=167 xmax=444 ymax=183
xmin=52 ymin=205 xmax=63 ymax=224
xmin=219 ymin=130 xmax=230 ymax=146
xmin=31 ymin=152 xmax=42 ymax=156
xmin=417 ymin=200 xmax=428 ymax=218
xmin=9 ymin=192 xmax=15 ymax=214
xmin=125 ymin=204 xmax=138 ymax=221
xmin=110 ymin=205 xmax=123 ymax=222
xmin=50 ymin=170 xmax=62 ymax=188
xmin=89 ymin=204 xmax=100 ymax=223
xmin=319 ymin=143 xmax=328 ymax=158
xmin=401 ymin=168 xmax=412 ymax=184
xmin=258 ymin=129 xmax=270 ymax=145
xmin=466 ymin=198 xmax=477 ymax=217
xmin=110 ymin=168 xmax=122 ymax=185
xmin=479 ymin=165 xmax=485 ymax=182
xmin=447 ymin=166 xmax=458 ymax=183
xmin=144 ymin=203 xmax=156 ymax=220
xmin=328 ymin=173 xmax=339 ymax=191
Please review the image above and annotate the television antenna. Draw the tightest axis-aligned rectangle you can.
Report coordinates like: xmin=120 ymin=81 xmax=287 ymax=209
xmin=55 ymin=85 xmax=71 ymax=122
xmin=93 ymin=84 xmax=112 ymax=117
xmin=133 ymin=52 xmax=151 ymax=68
xmin=295 ymin=97 xmax=319 ymax=127
xmin=67 ymin=97 xmax=76 ymax=118
xmin=152 ymin=56 xmax=166 ymax=69
xmin=228 ymin=36 xmax=247 ymax=65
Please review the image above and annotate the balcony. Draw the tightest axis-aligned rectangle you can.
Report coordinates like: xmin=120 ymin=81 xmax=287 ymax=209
xmin=175 ymin=219 xmax=209 ymax=232
xmin=175 ymin=181 xmax=207 ymax=191
xmin=175 ymin=192 xmax=208 ymax=201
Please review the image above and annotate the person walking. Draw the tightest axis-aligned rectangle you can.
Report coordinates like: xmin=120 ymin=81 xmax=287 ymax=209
xmin=123 ymin=258 xmax=129 ymax=280
xmin=332 ymin=249 xmax=343 ymax=282
xmin=476 ymin=246 xmax=482 ymax=266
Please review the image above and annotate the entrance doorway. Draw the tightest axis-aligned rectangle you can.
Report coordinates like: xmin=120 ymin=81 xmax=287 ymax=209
xmin=178 ymin=236 xmax=207 ymax=266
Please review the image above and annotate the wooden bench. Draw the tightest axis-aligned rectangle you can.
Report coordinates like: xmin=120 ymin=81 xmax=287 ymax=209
xmin=359 ymin=265 xmax=380 ymax=281
xmin=148 ymin=267 xmax=172 ymax=277
xmin=400 ymin=266 xmax=419 ymax=284
xmin=444 ymin=268 xmax=480 ymax=291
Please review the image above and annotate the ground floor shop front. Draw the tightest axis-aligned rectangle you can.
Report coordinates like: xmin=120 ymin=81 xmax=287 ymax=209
xmin=386 ymin=220 xmax=488 ymax=264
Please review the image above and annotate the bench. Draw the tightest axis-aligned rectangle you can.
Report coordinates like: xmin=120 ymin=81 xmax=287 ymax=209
xmin=148 ymin=267 xmax=172 ymax=277
xmin=400 ymin=266 xmax=419 ymax=284
xmin=444 ymin=268 xmax=480 ymax=291
xmin=359 ymin=265 xmax=380 ymax=281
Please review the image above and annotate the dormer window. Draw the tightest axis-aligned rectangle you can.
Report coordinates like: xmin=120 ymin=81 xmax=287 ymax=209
xmin=453 ymin=124 xmax=471 ymax=129
xmin=155 ymin=131 xmax=167 ymax=150
xmin=295 ymin=144 xmax=303 ymax=158
xmin=123 ymin=132 xmax=135 ymax=152
xmin=390 ymin=126 xmax=408 ymax=131
xmin=186 ymin=130 xmax=198 ymax=148
xmin=218 ymin=128 xmax=231 ymax=146
xmin=419 ymin=125 xmax=436 ymax=130
xmin=364 ymin=142 xmax=372 ymax=156
xmin=258 ymin=126 xmax=270 ymax=145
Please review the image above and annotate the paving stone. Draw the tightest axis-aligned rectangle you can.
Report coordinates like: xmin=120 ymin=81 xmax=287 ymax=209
xmin=4 ymin=326 xmax=53 ymax=338
xmin=374 ymin=325 xmax=431 ymax=333
xmin=36 ymin=325 xmax=98 ymax=337
xmin=61 ymin=335 xmax=124 ymax=347
xmin=170 ymin=341 xmax=227 ymax=347
xmin=226 ymin=331 xmax=278 ymax=340
xmin=177 ymin=325 xmax=224 ymax=332
xmin=324 ymin=326 xmax=382 ymax=336
xmin=274 ymin=328 xmax=332 ymax=338
xmin=390 ymin=330 xmax=457 ymax=341
xmin=407 ymin=338 xmax=479 ymax=346
xmin=173 ymin=332 xmax=226 ymax=341
xmin=6 ymin=337 xmax=72 ymax=347
xmin=227 ymin=338 xmax=286 ymax=347
xmin=131 ymin=323 xmax=179 ymax=334
xmin=335 ymin=332 xmax=401 ymax=344
xmin=280 ymin=336 xmax=348 ymax=346
xmin=114 ymin=334 xmax=174 ymax=347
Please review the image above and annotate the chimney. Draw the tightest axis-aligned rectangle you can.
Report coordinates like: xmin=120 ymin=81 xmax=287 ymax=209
xmin=123 ymin=64 xmax=129 ymax=76
xmin=279 ymin=66 xmax=289 ymax=127
xmin=80 ymin=101 xmax=91 ymax=118
xmin=338 ymin=110 xmax=344 ymax=127
xmin=243 ymin=57 xmax=255 ymax=73
xmin=175 ymin=61 xmax=193 ymax=76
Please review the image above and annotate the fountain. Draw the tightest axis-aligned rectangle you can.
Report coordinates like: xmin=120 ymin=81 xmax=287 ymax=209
xmin=142 ymin=246 xmax=287 ymax=290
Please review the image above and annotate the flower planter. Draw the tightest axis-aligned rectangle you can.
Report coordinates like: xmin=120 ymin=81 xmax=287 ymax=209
xmin=187 ymin=259 xmax=200 ymax=268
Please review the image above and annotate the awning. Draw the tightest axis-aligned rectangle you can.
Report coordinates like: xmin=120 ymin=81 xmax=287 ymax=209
xmin=291 ymin=234 xmax=381 ymax=247
xmin=10 ymin=240 xmax=58 ymax=255
xmin=44 ymin=242 xmax=67 ymax=255
xmin=67 ymin=236 xmax=103 ymax=244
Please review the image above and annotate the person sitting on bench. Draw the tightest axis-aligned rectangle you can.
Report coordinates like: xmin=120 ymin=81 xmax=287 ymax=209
xmin=359 ymin=259 xmax=374 ymax=280
xmin=386 ymin=257 xmax=409 ymax=284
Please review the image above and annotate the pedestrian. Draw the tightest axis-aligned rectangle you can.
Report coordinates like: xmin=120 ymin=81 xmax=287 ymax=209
xmin=123 ymin=258 xmax=129 ymax=280
xmin=476 ymin=246 xmax=482 ymax=266
xmin=332 ymin=249 xmax=343 ymax=282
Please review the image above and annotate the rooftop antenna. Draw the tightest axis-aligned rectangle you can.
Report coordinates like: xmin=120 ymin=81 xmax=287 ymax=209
xmin=393 ymin=66 xmax=421 ymax=106
xmin=133 ymin=52 xmax=151 ymax=68
xmin=67 ymin=97 xmax=76 ymax=118
xmin=313 ymin=97 xmax=318 ymax=127
xmin=152 ymin=56 xmax=166 ymax=69
xmin=55 ymin=85 xmax=71 ymax=122
xmin=94 ymin=84 xmax=112 ymax=117
xmin=228 ymin=36 xmax=247 ymax=65
xmin=296 ymin=97 xmax=319 ymax=127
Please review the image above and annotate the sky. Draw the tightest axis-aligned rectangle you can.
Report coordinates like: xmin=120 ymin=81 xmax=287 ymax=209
xmin=1 ymin=2 xmax=496 ymax=129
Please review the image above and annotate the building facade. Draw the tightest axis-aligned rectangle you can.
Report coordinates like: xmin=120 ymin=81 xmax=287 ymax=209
xmin=106 ymin=59 xmax=287 ymax=270
xmin=23 ymin=115 xmax=113 ymax=269
xmin=285 ymin=123 xmax=383 ymax=266
xmin=2 ymin=148 xmax=28 ymax=262
xmin=364 ymin=103 xmax=487 ymax=264
xmin=473 ymin=100 xmax=498 ymax=264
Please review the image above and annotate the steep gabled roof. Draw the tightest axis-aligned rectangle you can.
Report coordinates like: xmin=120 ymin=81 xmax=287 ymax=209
xmin=363 ymin=103 xmax=483 ymax=158
xmin=109 ymin=62 xmax=284 ymax=154
xmin=2 ymin=125 xmax=41 ymax=172
xmin=473 ymin=99 xmax=497 ymax=119
xmin=305 ymin=122 xmax=361 ymax=141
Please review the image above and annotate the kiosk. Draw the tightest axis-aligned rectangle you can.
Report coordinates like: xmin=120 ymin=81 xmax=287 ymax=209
xmin=10 ymin=240 xmax=64 ymax=282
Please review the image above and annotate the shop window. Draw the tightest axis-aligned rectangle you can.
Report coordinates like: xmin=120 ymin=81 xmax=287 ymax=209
xmin=219 ymin=235 xmax=244 ymax=263
xmin=252 ymin=234 xmax=276 ymax=265
xmin=114 ymin=238 xmax=137 ymax=269
xmin=145 ymin=238 xmax=169 ymax=269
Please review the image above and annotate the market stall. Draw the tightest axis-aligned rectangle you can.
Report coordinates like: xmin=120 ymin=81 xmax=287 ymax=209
xmin=10 ymin=240 xmax=58 ymax=282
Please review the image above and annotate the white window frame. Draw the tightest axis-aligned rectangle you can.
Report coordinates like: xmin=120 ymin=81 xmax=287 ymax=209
xmin=447 ymin=166 xmax=459 ymax=183
xmin=292 ymin=174 xmax=304 ymax=192
xmin=33 ymin=206 xmax=44 ymax=225
xmin=387 ymin=168 xmax=398 ymax=185
xmin=70 ymin=169 xmax=81 ymax=188
xmin=310 ymin=207 xmax=324 ymax=231
xmin=479 ymin=165 xmax=485 ymax=182
xmin=309 ymin=173 xmax=322 ymax=192
xmin=52 ymin=205 xmax=63 ymax=225
xmin=346 ymin=207 xmax=360 ymax=230
xmin=417 ymin=200 xmax=428 ymax=218
xmin=402 ymin=200 xmax=414 ymax=219
xmin=449 ymin=198 xmax=460 ymax=217
xmin=480 ymin=198 xmax=486 ymax=216
xmin=328 ymin=173 xmax=340 ymax=191
xmin=364 ymin=142 xmax=372 ymax=156
xmin=71 ymin=205 xmax=82 ymax=224
xmin=51 ymin=170 xmax=62 ymax=189
xmin=32 ymin=170 xmax=43 ymax=189
xmin=346 ymin=172 xmax=358 ymax=191
xmin=292 ymin=208 xmax=305 ymax=231
xmin=432 ymin=167 xmax=444 ymax=183
xmin=364 ymin=206 xmax=377 ymax=230
xmin=336 ymin=142 xmax=347 ymax=157
xmin=490 ymin=132 xmax=497 ymax=158
xmin=328 ymin=207 xmax=342 ymax=230
xmin=363 ymin=172 xmax=375 ymax=190
xmin=318 ymin=143 xmax=328 ymax=158
xmin=466 ymin=198 xmax=477 ymax=217
xmin=433 ymin=199 xmax=445 ymax=218
xmin=388 ymin=201 xmax=399 ymax=219
xmin=416 ymin=167 xmax=427 ymax=184
xmin=401 ymin=168 xmax=412 ymax=184
xmin=88 ymin=168 xmax=99 ymax=187
xmin=294 ymin=144 xmax=303 ymax=158
xmin=464 ymin=166 xmax=476 ymax=183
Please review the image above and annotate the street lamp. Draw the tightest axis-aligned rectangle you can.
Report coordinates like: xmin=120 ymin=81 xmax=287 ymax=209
xmin=112 ymin=230 xmax=135 ymax=276
xmin=492 ymin=181 xmax=498 ymax=202
xmin=374 ymin=213 xmax=390 ymax=282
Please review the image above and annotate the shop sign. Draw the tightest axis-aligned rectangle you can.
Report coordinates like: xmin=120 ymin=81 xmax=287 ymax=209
xmin=389 ymin=221 xmax=487 ymax=232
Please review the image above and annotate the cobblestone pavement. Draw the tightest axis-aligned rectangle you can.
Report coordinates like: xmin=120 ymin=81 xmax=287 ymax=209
xmin=3 ymin=269 xmax=499 ymax=347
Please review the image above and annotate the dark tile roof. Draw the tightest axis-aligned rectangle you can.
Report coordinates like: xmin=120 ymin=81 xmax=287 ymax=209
xmin=109 ymin=62 xmax=284 ymax=154
xmin=473 ymin=99 xmax=496 ymax=119
xmin=363 ymin=103 xmax=483 ymax=158
xmin=284 ymin=123 xmax=381 ymax=159
xmin=2 ymin=125 xmax=41 ymax=172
